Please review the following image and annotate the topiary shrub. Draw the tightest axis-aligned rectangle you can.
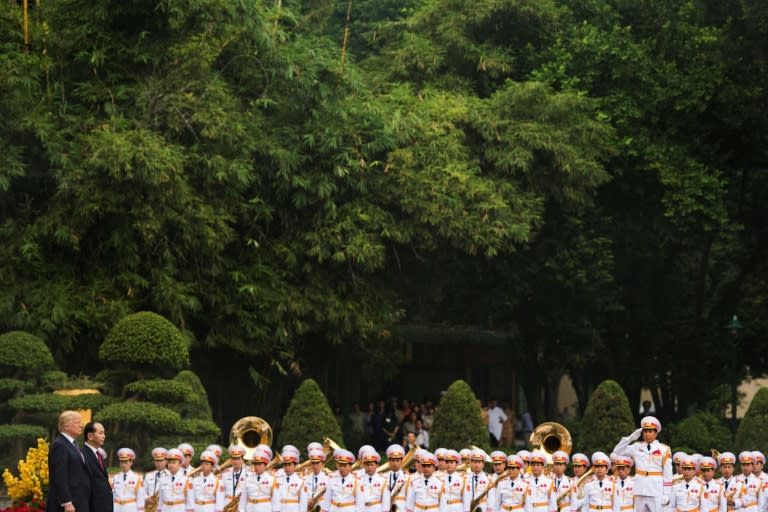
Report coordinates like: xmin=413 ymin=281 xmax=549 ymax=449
xmin=0 ymin=331 xmax=55 ymax=375
xmin=577 ymin=379 xmax=635 ymax=454
xmin=735 ymin=387 xmax=768 ymax=452
xmin=124 ymin=379 xmax=196 ymax=403
xmin=430 ymin=380 xmax=488 ymax=451
xmin=278 ymin=379 xmax=344 ymax=455
xmin=668 ymin=412 xmax=730 ymax=454
xmin=173 ymin=370 xmax=213 ymax=420
xmin=99 ymin=312 xmax=189 ymax=371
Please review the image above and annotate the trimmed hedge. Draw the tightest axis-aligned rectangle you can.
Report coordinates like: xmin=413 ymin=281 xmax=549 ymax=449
xmin=0 ymin=331 xmax=54 ymax=372
xmin=97 ymin=401 xmax=182 ymax=429
xmin=0 ymin=424 xmax=47 ymax=444
xmin=736 ymin=387 xmax=768 ymax=452
xmin=172 ymin=370 xmax=213 ymax=420
xmin=99 ymin=312 xmax=189 ymax=370
xmin=9 ymin=393 xmax=115 ymax=413
xmin=177 ymin=418 xmax=221 ymax=437
xmin=124 ymin=379 xmax=195 ymax=402
xmin=0 ymin=378 xmax=34 ymax=394
xmin=278 ymin=379 xmax=344 ymax=455
xmin=577 ymin=380 xmax=635 ymax=454
xmin=430 ymin=380 xmax=488 ymax=451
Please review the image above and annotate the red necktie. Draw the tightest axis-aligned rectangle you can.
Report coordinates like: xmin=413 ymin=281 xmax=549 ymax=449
xmin=97 ymin=450 xmax=104 ymax=469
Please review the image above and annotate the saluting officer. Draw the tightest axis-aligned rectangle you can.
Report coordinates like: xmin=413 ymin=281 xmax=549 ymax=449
xmin=492 ymin=455 xmax=530 ymax=512
xmin=239 ymin=445 xmax=281 ymax=512
xmin=216 ymin=446 xmax=248 ymax=512
xmin=580 ymin=452 xmax=613 ymax=512
xmin=613 ymin=416 xmax=673 ymax=512
xmin=112 ymin=448 xmax=145 ymax=512
xmin=406 ymin=452 xmax=447 ymax=512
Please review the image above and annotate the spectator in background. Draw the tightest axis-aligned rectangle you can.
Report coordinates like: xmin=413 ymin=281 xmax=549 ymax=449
xmin=383 ymin=405 xmax=400 ymax=445
xmin=364 ymin=402 xmax=374 ymax=439
xmin=414 ymin=419 xmax=429 ymax=449
xmin=480 ymin=400 xmax=489 ymax=427
xmin=521 ymin=411 xmax=534 ymax=445
xmin=500 ymin=401 xmax=515 ymax=448
xmin=349 ymin=402 xmax=366 ymax=436
xmin=370 ymin=400 xmax=387 ymax=450
xmin=400 ymin=411 xmax=417 ymax=436
xmin=486 ymin=399 xmax=508 ymax=448
xmin=422 ymin=407 xmax=434 ymax=431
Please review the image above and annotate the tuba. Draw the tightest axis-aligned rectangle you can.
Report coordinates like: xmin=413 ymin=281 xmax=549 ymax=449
xmin=529 ymin=422 xmax=572 ymax=465
xmin=230 ymin=416 xmax=273 ymax=462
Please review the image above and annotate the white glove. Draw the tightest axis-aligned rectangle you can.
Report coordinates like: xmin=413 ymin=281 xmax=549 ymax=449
xmin=629 ymin=427 xmax=643 ymax=441
xmin=661 ymin=496 xmax=670 ymax=506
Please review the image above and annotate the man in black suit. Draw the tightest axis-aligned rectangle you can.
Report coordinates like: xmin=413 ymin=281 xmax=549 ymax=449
xmin=47 ymin=411 xmax=91 ymax=512
xmin=81 ymin=421 xmax=114 ymax=512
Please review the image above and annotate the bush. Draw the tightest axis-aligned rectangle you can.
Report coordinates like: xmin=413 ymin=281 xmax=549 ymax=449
xmin=278 ymin=379 xmax=344 ymax=455
xmin=172 ymin=370 xmax=213 ymax=420
xmin=9 ymin=393 xmax=114 ymax=414
xmin=124 ymin=379 xmax=195 ymax=402
xmin=98 ymin=401 xmax=182 ymax=430
xmin=577 ymin=380 xmax=635 ymax=454
xmin=99 ymin=312 xmax=189 ymax=370
xmin=0 ymin=332 xmax=54 ymax=374
xmin=668 ymin=412 xmax=730 ymax=454
xmin=0 ymin=424 xmax=47 ymax=445
xmin=430 ymin=380 xmax=488 ymax=451
xmin=735 ymin=387 xmax=768 ymax=452
xmin=177 ymin=418 xmax=221 ymax=437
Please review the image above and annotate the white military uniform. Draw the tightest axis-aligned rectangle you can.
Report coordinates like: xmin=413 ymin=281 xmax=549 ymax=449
xmin=157 ymin=472 xmax=189 ymax=512
xmin=357 ymin=473 xmax=390 ymax=512
xmin=699 ymin=480 xmax=725 ymax=512
xmin=572 ymin=474 xmax=594 ymax=512
xmin=613 ymin=436 xmax=672 ymax=512
xmin=239 ymin=472 xmax=281 ymax=512
xmin=720 ymin=477 xmax=738 ymax=512
xmin=217 ymin=467 xmax=248 ymax=512
xmin=112 ymin=470 xmax=145 ymax=512
xmin=301 ymin=472 xmax=330 ymax=512
xmin=441 ymin=473 xmax=464 ymax=512
xmin=321 ymin=474 xmax=358 ymax=512
xmin=733 ymin=474 xmax=762 ymax=512
xmin=580 ymin=477 xmax=614 ymax=512
xmin=552 ymin=475 xmax=573 ymax=512
xmin=406 ymin=475 xmax=447 ymax=512
xmin=382 ymin=470 xmax=409 ymax=512
xmin=278 ymin=473 xmax=304 ymax=512
xmin=464 ymin=472 xmax=492 ymax=512
xmin=143 ymin=469 xmax=167 ymax=505
xmin=667 ymin=480 xmax=701 ymax=512
xmin=188 ymin=473 xmax=219 ymax=512
xmin=615 ymin=477 xmax=635 ymax=512
xmin=528 ymin=475 xmax=557 ymax=512
xmin=493 ymin=476 xmax=531 ymax=512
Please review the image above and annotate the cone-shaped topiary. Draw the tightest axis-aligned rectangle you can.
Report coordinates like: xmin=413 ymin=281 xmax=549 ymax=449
xmin=668 ymin=412 xmax=730 ymax=453
xmin=99 ymin=312 xmax=189 ymax=371
xmin=577 ymin=379 xmax=635 ymax=454
xmin=278 ymin=379 xmax=344 ymax=456
xmin=173 ymin=370 xmax=213 ymax=420
xmin=735 ymin=387 xmax=768 ymax=452
xmin=0 ymin=331 xmax=55 ymax=375
xmin=430 ymin=380 xmax=488 ymax=451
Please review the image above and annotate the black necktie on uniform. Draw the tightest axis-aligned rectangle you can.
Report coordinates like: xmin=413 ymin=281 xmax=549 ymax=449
xmin=621 ymin=480 xmax=624 ymax=488
xmin=257 ymin=475 xmax=261 ymax=483
xmin=647 ymin=444 xmax=651 ymax=451
xmin=449 ymin=475 xmax=452 ymax=483
xmin=599 ymin=481 xmax=603 ymax=488
xmin=424 ymin=478 xmax=429 ymax=487
xmin=706 ymin=483 xmax=709 ymax=490
xmin=171 ymin=475 xmax=175 ymax=483
xmin=341 ymin=477 xmax=345 ymax=485
xmin=313 ymin=475 xmax=318 ymax=493
xmin=686 ymin=483 xmax=689 ymax=490
xmin=123 ymin=473 xmax=127 ymax=481
xmin=535 ymin=478 xmax=539 ymax=486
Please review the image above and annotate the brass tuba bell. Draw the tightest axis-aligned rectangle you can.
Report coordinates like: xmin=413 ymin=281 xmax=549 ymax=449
xmin=529 ymin=422 xmax=572 ymax=465
xmin=230 ymin=416 xmax=273 ymax=462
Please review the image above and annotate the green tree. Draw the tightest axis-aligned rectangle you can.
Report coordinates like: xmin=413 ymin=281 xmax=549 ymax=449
xmin=668 ymin=412 xmax=730 ymax=454
xmin=577 ymin=380 xmax=634 ymax=454
xmin=278 ymin=379 xmax=343 ymax=456
xmin=430 ymin=380 xmax=488 ymax=451
xmin=735 ymin=388 xmax=768 ymax=452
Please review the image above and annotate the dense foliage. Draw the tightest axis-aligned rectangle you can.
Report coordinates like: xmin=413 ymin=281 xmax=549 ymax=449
xmin=0 ymin=0 xmax=765 ymax=422
xmin=668 ymin=411 xmax=731 ymax=453
xmin=277 ymin=379 xmax=344 ymax=455
xmin=577 ymin=380 xmax=635 ymax=454
xmin=100 ymin=312 xmax=189 ymax=371
xmin=735 ymin=388 xmax=768 ymax=452
xmin=430 ymin=380 xmax=488 ymax=451
xmin=0 ymin=332 xmax=54 ymax=374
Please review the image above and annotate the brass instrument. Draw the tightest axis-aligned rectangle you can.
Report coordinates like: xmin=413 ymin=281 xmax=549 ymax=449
xmin=307 ymin=486 xmax=327 ymax=512
xmin=471 ymin=470 xmax=510 ymax=512
xmin=214 ymin=458 xmax=233 ymax=475
xmin=230 ymin=416 xmax=273 ymax=461
xmin=529 ymin=422 xmax=573 ymax=465
xmin=187 ymin=465 xmax=204 ymax=478
xmin=377 ymin=444 xmax=418 ymax=474
xmin=266 ymin=452 xmax=284 ymax=471
xmin=574 ymin=467 xmax=594 ymax=500
xmin=223 ymin=494 xmax=240 ymax=512
xmin=144 ymin=491 xmax=160 ymax=512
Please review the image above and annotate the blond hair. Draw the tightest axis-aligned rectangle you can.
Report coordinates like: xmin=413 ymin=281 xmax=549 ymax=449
xmin=58 ymin=410 xmax=82 ymax=431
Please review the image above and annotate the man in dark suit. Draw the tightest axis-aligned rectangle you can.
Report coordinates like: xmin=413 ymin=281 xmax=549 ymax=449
xmin=81 ymin=421 xmax=114 ymax=512
xmin=47 ymin=411 xmax=91 ymax=512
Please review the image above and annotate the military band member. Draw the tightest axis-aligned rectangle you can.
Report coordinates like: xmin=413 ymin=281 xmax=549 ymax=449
xmin=465 ymin=450 xmax=492 ymax=512
xmin=691 ymin=456 xmax=703 ymax=480
xmin=733 ymin=453 xmax=761 ymax=512
xmin=382 ymin=445 xmax=410 ymax=512
xmin=490 ymin=452 xmax=508 ymax=484
xmin=406 ymin=453 xmax=446 ymax=512
xmin=697 ymin=457 xmax=724 ymax=512
xmin=179 ymin=444 xmax=195 ymax=477
xmin=322 ymin=450 xmax=358 ymax=512
xmin=527 ymin=452 xmax=557 ymax=512
xmin=239 ymin=445 xmax=281 ymax=512
xmin=717 ymin=453 xmax=738 ymax=512
xmin=278 ymin=447 xmax=303 ymax=512
xmin=188 ymin=450 xmax=220 ymax=512
xmin=217 ymin=446 xmax=248 ymax=512
xmin=614 ymin=456 xmax=635 ymax=512
xmin=667 ymin=457 xmax=701 ymax=512
xmin=492 ymin=455 xmax=530 ymax=512
xmin=436 ymin=449 xmax=449 ymax=477
xmin=580 ymin=453 xmax=613 ymax=512
xmin=355 ymin=447 xmax=376 ymax=479
xmin=441 ymin=450 xmax=464 ymax=512
xmin=300 ymin=447 xmax=330 ymax=512
xmin=614 ymin=416 xmax=672 ymax=512
xmin=142 ymin=447 xmax=168 ymax=507
xmin=357 ymin=450 xmax=389 ymax=512
xmin=516 ymin=452 xmax=531 ymax=482
xmin=571 ymin=454 xmax=593 ymax=512
xmin=672 ymin=455 xmax=685 ymax=478
xmin=461 ymin=450 xmax=473 ymax=473
xmin=158 ymin=448 xmax=189 ymax=512
xmin=550 ymin=451 xmax=572 ymax=512
xmin=751 ymin=453 xmax=767 ymax=486
xmin=112 ymin=448 xmax=145 ymax=512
